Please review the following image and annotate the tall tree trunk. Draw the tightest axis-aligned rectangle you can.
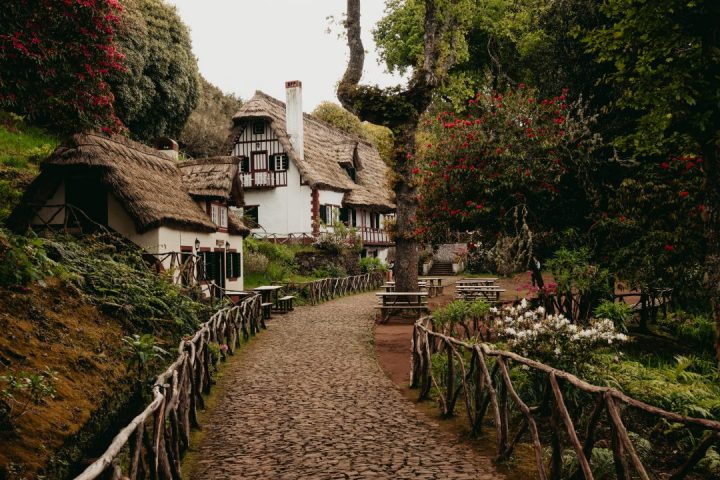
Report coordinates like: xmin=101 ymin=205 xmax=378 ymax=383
xmin=338 ymin=0 xmax=462 ymax=291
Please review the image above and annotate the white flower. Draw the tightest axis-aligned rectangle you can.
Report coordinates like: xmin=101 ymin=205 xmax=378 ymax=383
xmin=537 ymin=306 xmax=545 ymax=315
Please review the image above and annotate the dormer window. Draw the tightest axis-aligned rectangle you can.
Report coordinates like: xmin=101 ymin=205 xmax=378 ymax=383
xmin=210 ymin=203 xmax=228 ymax=229
xmin=253 ymin=121 xmax=265 ymax=135
xmin=343 ymin=165 xmax=357 ymax=182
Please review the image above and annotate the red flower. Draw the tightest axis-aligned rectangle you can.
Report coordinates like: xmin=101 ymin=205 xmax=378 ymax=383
xmin=660 ymin=162 xmax=670 ymax=169
xmin=663 ymin=244 xmax=674 ymax=252
xmin=411 ymin=168 xmax=420 ymax=175
xmin=679 ymin=191 xmax=689 ymax=198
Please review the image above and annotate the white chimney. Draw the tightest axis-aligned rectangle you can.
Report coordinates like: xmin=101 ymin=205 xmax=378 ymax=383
xmin=285 ymin=80 xmax=304 ymax=160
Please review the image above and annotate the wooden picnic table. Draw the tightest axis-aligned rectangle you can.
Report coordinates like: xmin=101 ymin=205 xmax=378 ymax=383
xmin=455 ymin=285 xmax=506 ymax=302
xmin=457 ymin=277 xmax=498 ymax=286
xmin=253 ymin=285 xmax=284 ymax=319
xmin=419 ymin=277 xmax=444 ymax=287
xmin=375 ymin=292 xmax=429 ymax=323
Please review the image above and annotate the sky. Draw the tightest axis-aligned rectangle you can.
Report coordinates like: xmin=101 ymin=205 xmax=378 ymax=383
xmin=165 ymin=0 xmax=406 ymax=111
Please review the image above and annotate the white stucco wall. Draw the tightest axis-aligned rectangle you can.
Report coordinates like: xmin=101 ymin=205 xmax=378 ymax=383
xmin=243 ymin=158 xmax=313 ymax=235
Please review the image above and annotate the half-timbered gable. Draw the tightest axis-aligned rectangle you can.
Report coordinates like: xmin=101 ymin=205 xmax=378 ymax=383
xmin=225 ymin=82 xmax=395 ymax=258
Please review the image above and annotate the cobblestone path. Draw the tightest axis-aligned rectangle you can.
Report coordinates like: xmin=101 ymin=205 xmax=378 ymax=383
xmin=189 ymin=292 xmax=501 ymax=480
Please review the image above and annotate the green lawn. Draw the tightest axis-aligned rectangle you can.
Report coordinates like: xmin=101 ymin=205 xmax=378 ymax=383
xmin=0 ymin=112 xmax=58 ymax=221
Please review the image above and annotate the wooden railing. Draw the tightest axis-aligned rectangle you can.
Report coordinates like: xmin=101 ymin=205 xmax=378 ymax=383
xmin=239 ymin=170 xmax=288 ymax=188
xmin=74 ymin=295 xmax=263 ymax=480
xmin=359 ymin=227 xmax=392 ymax=245
xmin=250 ymin=232 xmax=317 ymax=244
xmin=411 ymin=316 xmax=720 ymax=480
xmin=277 ymin=271 xmax=385 ymax=306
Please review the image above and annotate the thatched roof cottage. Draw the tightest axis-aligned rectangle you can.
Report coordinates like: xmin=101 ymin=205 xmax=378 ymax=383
xmin=224 ymin=81 xmax=395 ymax=260
xmin=10 ymin=133 xmax=250 ymax=294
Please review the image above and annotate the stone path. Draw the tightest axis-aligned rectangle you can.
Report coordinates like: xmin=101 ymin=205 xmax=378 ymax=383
xmin=189 ymin=292 xmax=501 ymax=480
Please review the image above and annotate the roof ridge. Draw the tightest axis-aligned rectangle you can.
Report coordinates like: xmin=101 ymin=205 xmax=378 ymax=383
xmin=179 ymin=156 xmax=241 ymax=167
xmin=78 ymin=132 xmax=177 ymax=165
xmin=243 ymin=91 xmax=378 ymax=149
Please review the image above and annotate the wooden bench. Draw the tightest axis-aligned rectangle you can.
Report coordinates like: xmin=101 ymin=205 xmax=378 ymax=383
xmin=375 ymin=292 xmax=429 ymax=323
xmin=261 ymin=302 xmax=274 ymax=320
xmin=275 ymin=295 xmax=296 ymax=313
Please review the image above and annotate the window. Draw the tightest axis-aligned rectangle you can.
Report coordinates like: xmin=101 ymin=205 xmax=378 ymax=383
xmin=370 ymin=212 xmax=381 ymax=229
xmin=226 ymin=251 xmax=241 ymax=279
xmin=270 ymin=153 xmax=289 ymax=171
xmin=253 ymin=121 xmax=265 ymax=135
xmin=320 ymin=204 xmax=340 ymax=225
xmin=343 ymin=165 xmax=357 ymax=182
xmin=240 ymin=156 xmax=250 ymax=173
xmin=244 ymin=205 xmax=259 ymax=227
xmin=219 ymin=205 xmax=228 ymax=228
xmin=209 ymin=203 xmax=228 ymax=228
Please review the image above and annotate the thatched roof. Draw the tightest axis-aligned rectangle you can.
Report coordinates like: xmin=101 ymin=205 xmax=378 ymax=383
xmin=227 ymin=91 xmax=395 ymax=212
xmin=228 ymin=209 xmax=250 ymax=236
xmin=10 ymin=133 xmax=220 ymax=234
xmin=179 ymin=157 xmax=243 ymax=206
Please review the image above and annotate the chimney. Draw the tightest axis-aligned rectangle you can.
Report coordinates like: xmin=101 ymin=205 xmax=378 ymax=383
xmin=154 ymin=137 xmax=179 ymax=161
xmin=285 ymin=80 xmax=304 ymax=160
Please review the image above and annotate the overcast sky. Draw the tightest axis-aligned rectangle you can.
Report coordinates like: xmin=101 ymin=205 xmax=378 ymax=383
xmin=164 ymin=0 xmax=406 ymax=111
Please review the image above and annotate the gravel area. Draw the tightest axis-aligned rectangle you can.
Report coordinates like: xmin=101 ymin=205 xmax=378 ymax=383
xmin=189 ymin=292 xmax=501 ymax=480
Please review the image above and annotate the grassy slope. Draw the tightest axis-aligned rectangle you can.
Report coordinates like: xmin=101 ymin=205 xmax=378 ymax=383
xmin=0 ymin=112 xmax=58 ymax=221
xmin=0 ymin=118 xmax=212 ymax=479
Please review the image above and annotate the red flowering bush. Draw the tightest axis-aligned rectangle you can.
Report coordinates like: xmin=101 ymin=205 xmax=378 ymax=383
xmin=414 ymin=86 xmax=598 ymax=246
xmin=0 ymin=0 xmax=126 ymax=134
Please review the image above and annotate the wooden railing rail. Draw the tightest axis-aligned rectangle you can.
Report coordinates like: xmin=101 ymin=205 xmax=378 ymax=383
xmin=277 ymin=271 xmax=385 ymax=306
xmin=411 ymin=316 xmax=720 ymax=480
xmin=74 ymin=294 xmax=263 ymax=480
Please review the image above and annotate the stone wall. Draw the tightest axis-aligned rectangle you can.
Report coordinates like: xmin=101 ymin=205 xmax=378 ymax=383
xmin=295 ymin=251 xmax=360 ymax=276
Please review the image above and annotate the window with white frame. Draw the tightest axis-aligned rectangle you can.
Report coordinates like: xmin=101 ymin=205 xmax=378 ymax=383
xmin=210 ymin=203 xmax=228 ymax=228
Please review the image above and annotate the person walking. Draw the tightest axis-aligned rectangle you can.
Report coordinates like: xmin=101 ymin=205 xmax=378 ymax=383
xmin=530 ymin=256 xmax=544 ymax=289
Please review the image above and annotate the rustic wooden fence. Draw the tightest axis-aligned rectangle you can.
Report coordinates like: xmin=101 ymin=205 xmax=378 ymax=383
xmin=411 ymin=316 xmax=720 ymax=480
xmin=277 ymin=271 xmax=385 ymax=305
xmin=74 ymin=294 xmax=263 ymax=480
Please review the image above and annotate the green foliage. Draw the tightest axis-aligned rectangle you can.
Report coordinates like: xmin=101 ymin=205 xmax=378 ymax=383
xmin=658 ymin=312 xmax=717 ymax=355
xmin=0 ymin=367 xmax=57 ymax=428
xmin=111 ymin=0 xmax=200 ymax=141
xmin=592 ymin=354 xmax=720 ymax=420
xmin=311 ymin=102 xmax=395 ymax=164
xmin=0 ymin=229 xmax=61 ymax=288
xmin=593 ymin=299 xmax=631 ymax=333
xmin=179 ymin=76 xmax=242 ymax=158
xmin=546 ymin=247 xmax=612 ymax=320
xmin=312 ymin=264 xmax=347 ymax=279
xmin=121 ymin=334 xmax=168 ymax=380
xmin=44 ymin=234 xmax=209 ymax=334
xmin=359 ymin=257 xmax=387 ymax=273
xmin=433 ymin=300 xmax=470 ymax=332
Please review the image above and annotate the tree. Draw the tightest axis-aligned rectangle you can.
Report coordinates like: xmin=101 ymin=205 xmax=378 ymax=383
xmin=585 ymin=0 xmax=720 ymax=360
xmin=311 ymin=102 xmax=395 ymax=164
xmin=0 ymin=0 xmax=126 ymax=134
xmin=179 ymin=76 xmax=242 ymax=158
xmin=111 ymin=0 xmax=200 ymax=141
xmin=338 ymin=0 xmax=473 ymax=291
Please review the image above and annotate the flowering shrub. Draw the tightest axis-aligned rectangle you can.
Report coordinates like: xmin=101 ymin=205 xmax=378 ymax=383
xmin=313 ymin=222 xmax=362 ymax=254
xmin=492 ymin=299 xmax=628 ymax=372
xmin=0 ymin=0 xmax=126 ymax=133
xmin=414 ymin=85 xmax=599 ymax=246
